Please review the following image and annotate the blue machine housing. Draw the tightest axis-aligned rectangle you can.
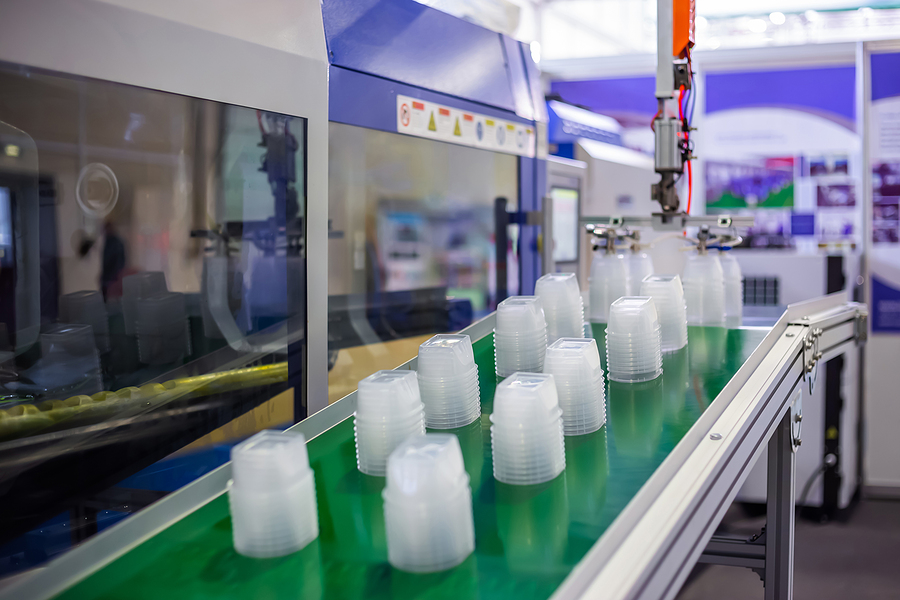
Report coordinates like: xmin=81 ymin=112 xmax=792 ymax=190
xmin=322 ymin=0 xmax=546 ymax=292
xmin=547 ymin=99 xmax=624 ymax=160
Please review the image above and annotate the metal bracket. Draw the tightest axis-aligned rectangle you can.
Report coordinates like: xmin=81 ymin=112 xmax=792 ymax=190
xmin=855 ymin=308 xmax=869 ymax=343
xmin=581 ymin=213 xmax=754 ymax=232
xmin=699 ymin=530 xmax=767 ymax=582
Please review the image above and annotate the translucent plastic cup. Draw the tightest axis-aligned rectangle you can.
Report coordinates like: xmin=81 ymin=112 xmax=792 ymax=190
xmin=589 ymin=252 xmax=629 ymax=323
xmin=626 ymin=251 xmax=654 ymax=296
xmin=490 ymin=373 xmax=566 ymax=485
xmin=227 ymin=430 xmax=318 ymax=558
xmin=682 ymin=253 xmax=725 ymax=326
xmin=605 ymin=297 xmax=662 ymax=383
xmin=122 ymin=271 xmax=167 ymax=336
xmin=494 ymin=297 xmax=548 ymax=377
xmin=719 ymin=251 xmax=743 ymax=327
xmin=136 ymin=292 xmax=191 ymax=365
xmin=59 ymin=290 xmax=110 ymax=353
xmin=355 ymin=370 xmax=426 ymax=476
xmin=640 ymin=274 xmax=689 ymax=352
xmin=382 ymin=434 xmax=475 ymax=572
xmin=41 ymin=323 xmax=97 ymax=358
xmin=544 ymin=338 xmax=606 ymax=436
xmin=535 ymin=273 xmax=585 ymax=343
xmin=417 ymin=335 xmax=481 ymax=428
xmin=40 ymin=324 xmax=103 ymax=395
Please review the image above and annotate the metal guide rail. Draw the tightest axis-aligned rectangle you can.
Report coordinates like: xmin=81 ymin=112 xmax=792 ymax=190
xmin=0 ymin=294 xmax=866 ymax=600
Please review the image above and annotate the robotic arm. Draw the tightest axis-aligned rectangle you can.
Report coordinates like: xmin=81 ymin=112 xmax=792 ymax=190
xmin=651 ymin=0 xmax=695 ymax=216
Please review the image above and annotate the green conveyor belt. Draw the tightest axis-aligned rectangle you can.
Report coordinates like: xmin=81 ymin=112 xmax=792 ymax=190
xmin=55 ymin=325 xmax=766 ymax=600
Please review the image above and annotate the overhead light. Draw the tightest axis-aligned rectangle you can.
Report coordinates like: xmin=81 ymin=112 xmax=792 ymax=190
xmin=805 ymin=9 xmax=819 ymax=22
xmin=769 ymin=11 xmax=785 ymax=25
xmin=696 ymin=15 xmax=708 ymax=29
xmin=708 ymin=37 xmax=721 ymax=49
xmin=748 ymin=18 xmax=767 ymax=33
xmin=530 ymin=41 xmax=541 ymax=65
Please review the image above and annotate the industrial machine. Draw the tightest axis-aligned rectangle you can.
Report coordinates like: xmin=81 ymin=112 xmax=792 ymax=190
xmin=0 ymin=0 xmax=328 ymax=574
xmin=323 ymin=0 xmax=548 ymax=403
xmin=0 ymin=2 xmax=869 ymax=600
xmin=736 ymin=252 xmax=865 ymax=521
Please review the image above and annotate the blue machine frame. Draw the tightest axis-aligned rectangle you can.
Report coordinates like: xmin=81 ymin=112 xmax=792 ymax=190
xmin=323 ymin=0 xmax=547 ymax=293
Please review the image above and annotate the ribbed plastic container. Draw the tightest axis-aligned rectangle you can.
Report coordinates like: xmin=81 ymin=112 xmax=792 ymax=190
xmin=383 ymin=434 xmax=475 ymax=572
xmin=589 ymin=252 xmax=629 ymax=323
xmin=227 ymin=430 xmax=319 ymax=558
xmin=490 ymin=373 xmax=566 ymax=485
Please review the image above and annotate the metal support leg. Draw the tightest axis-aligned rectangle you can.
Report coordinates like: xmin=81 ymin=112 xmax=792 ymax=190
xmin=765 ymin=411 xmax=795 ymax=600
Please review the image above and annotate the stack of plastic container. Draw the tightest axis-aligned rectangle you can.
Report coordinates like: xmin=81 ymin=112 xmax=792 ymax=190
xmin=639 ymin=275 xmax=689 ymax=352
xmin=605 ymin=297 xmax=663 ymax=383
xmin=40 ymin=324 xmax=103 ymax=395
xmin=354 ymin=370 xmax=425 ymax=476
xmin=122 ymin=271 xmax=167 ymax=336
xmin=136 ymin=292 xmax=191 ymax=365
xmin=227 ymin=430 xmax=319 ymax=558
xmin=490 ymin=372 xmax=566 ymax=485
xmin=543 ymin=338 xmax=606 ymax=436
xmin=382 ymin=434 xmax=475 ymax=572
xmin=682 ymin=252 xmax=726 ymax=325
xmin=417 ymin=334 xmax=481 ymax=429
xmin=589 ymin=252 xmax=629 ymax=323
xmin=494 ymin=297 xmax=548 ymax=377
xmin=626 ymin=250 xmax=655 ymax=295
xmin=534 ymin=273 xmax=585 ymax=344
xmin=59 ymin=290 xmax=110 ymax=353
xmin=719 ymin=251 xmax=743 ymax=327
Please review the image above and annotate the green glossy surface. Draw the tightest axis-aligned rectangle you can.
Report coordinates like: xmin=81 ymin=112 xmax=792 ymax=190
xmin=56 ymin=325 xmax=766 ymax=600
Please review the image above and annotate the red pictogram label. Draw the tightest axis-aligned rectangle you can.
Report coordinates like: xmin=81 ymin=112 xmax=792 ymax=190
xmin=400 ymin=103 xmax=410 ymax=127
xmin=439 ymin=108 xmax=450 ymax=117
xmin=412 ymin=101 xmax=425 ymax=110
xmin=463 ymin=114 xmax=474 ymax=122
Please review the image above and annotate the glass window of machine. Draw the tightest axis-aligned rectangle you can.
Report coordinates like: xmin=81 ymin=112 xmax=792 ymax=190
xmin=327 ymin=122 xmax=519 ymax=404
xmin=0 ymin=63 xmax=307 ymax=574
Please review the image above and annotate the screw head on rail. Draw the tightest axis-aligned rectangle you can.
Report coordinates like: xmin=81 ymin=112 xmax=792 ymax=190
xmin=710 ymin=433 xmax=723 ymax=441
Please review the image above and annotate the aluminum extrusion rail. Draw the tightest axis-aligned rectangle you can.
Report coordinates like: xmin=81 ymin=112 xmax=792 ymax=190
xmin=551 ymin=294 xmax=865 ymax=600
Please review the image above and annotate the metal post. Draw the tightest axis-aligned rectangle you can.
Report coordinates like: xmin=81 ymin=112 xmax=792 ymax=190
xmin=542 ymin=195 xmax=554 ymax=275
xmin=765 ymin=411 xmax=795 ymax=600
xmin=495 ymin=197 xmax=509 ymax=304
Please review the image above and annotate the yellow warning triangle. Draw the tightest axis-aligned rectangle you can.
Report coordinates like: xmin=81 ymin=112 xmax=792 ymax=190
xmin=428 ymin=112 xmax=437 ymax=132
xmin=453 ymin=118 xmax=462 ymax=136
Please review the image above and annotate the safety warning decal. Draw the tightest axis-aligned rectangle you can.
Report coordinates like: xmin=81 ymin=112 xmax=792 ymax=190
xmin=396 ymin=94 xmax=535 ymax=157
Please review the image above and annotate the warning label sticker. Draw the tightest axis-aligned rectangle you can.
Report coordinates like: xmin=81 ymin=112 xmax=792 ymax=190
xmin=396 ymin=94 xmax=535 ymax=158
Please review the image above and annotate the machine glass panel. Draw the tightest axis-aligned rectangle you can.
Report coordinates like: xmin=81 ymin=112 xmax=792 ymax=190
xmin=328 ymin=122 xmax=518 ymax=403
xmin=550 ymin=186 xmax=579 ymax=263
xmin=0 ymin=63 xmax=307 ymax=573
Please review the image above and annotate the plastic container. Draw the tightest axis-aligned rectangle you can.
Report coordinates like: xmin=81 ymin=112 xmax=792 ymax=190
xmin=383 ymin=434 xmax=475 ymax=572
xmin=605 ymin=297 xmax=663 ymax=383
xmin=682 ymin=253 xmax=725 ymax=326
xmin=589 ymin=252 xmax=629 ymax=323
xmin=136 ymin=292 xmax=191 ymax=365
xmin=122 ymin=271 xmax=167 ymax=336
xmin=490 ymin=373 xmax=566 ymax=485
xmin=227 ymin=430 xmax=318 ymax=558
xmin=59 ymin=290 xmax=111 ymax=353
xmin=719 ymin=251 xmax=743 ymax=327
xmin=544 ymin=338 xmax=606 ymax=435
xmin=640 ymin=274 xmax=689 ymax=352
xmin=494 ymin=297 xmax=548 ymax=377
xmin=417 ymin=334 xmax=481 ymax=429
xmin=626 ymin=251 xmax=654 ymax=296
xmin=534 ymin=273 xmax=585 ymax=343
xmin=354 ymin=370 xmax=426 ymax=476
